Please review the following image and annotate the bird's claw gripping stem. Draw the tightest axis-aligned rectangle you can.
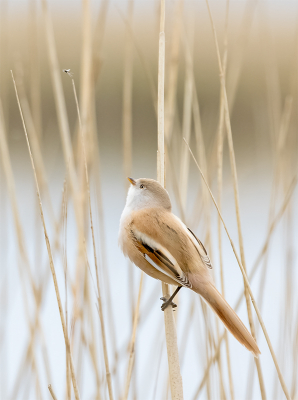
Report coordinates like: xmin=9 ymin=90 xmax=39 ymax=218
xmin=160 ymin=286 xmax=182 ymax=311
xmin=160 ymin=296 xmax=177 ymax=311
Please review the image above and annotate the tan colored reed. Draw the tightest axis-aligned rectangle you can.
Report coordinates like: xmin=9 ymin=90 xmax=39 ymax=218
xmin=157 ymin=1 xmax=184 ymax=399
xmin=41 ymin=0 xmax=82 ymax=232
xmin=70 ymin=76 xmax=114 ymax=400
xmin=48 ymin=384 xmax=58 ymax=400
xmin=62 ymin=179 xmax=71 ymax=400
xmin=205 ymin=2 xmax=267 ymax=398
xmin=11 ymin=70 xmax=81 ymax=400
xmin=179 ymin=18 xmax=194 ymax=208
xmin=123 ymin=272 xmax=144 ymax=400
xmin=185 ymin=137 xmax=292 ymax=400
xmin=216 ymin=3 xmax=234 ymax=399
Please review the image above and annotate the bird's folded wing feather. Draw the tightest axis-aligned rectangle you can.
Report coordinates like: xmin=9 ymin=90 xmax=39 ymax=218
xmin=130 ymin=228 xmax=192 ymax=288
xmin=186 ymin=227 xmax=213 ymax=269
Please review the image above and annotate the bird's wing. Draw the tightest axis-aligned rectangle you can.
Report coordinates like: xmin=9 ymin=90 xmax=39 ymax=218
xmin=130 ymin=228 xmax=192 ymax=288
xmin=186 ymin=227 xmax=213 ymax=269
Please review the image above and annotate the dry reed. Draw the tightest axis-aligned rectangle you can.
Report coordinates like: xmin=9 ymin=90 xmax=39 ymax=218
xmin=205 ymin=2 xmax=267 ymax=398
xmin=48 ymin=384 xmax=58 ymax=400
xmin=11 ymin=70 xmax=81 ymax=400
xmin=185 ymin=138 xmax=292 ymax=400
xmin=69 ymin=74 xmax=114 ymax=400
xmin=158 ymin=0 xmax=184 ymax=399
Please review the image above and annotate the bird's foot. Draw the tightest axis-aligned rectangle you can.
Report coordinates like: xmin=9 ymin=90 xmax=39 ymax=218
xmin=160 ymin=296 xmax=177 ymax=311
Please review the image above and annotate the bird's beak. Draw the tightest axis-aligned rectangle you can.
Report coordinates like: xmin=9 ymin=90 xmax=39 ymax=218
xmin=127 ymin=177 xmax=136 ymax=186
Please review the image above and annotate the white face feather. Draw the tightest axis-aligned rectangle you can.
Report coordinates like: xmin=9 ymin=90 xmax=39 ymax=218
xmin=119 ymin=178 xmax=172 ymax=238
xmin=125 ymin=181 xmax=169 ymax=211
xmin=119 ymin=183 xmax=153 ymax=247
xmin=125 ymin=184 xmax=148 ymax=210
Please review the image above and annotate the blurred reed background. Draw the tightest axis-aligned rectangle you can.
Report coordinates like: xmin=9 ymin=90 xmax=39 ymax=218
xmin=0 ymin=0 xmax=298 ymax=399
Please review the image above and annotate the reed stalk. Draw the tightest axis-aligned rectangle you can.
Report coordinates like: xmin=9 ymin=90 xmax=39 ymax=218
xmin=164 ymin=0 xmax=183 ymax=142
xmin=216 ymin=1 xmax=234 ymax=398
xmin=246 ymin=93 xmax=293 ymax=399
xmin=70 ymin=76 xmax=114 ymax=400
xmin=41 ymin=0 xmax=82 ymax=232
xmin=179 ymin=17 xmax=194 ymax=208
xmin=29 ymin=0 xmax=42 ymax=141
xmin=205 ymin=2 xmax=267 ymax=398
xmin=122 ymin=0 xmax=136 ymax=343
xmin=191 ymin=169 xmax=296 ymax=398
xmin=123 ymin=0 xmax=134 ymax=184
xmin=92 ymin=0 xmax=109 ymax=83
xmin=123 ymin=273 xmax=144 ymax=400
xmin=48 ymin=384 xmax=58 ymax=400
xmin=185 ymin=138 xmax=292 ymax=400
xmin=0 ymin=99 xmax=51 ymax=398
xmin=157 ymin=1 xmax=184 ymax=399
xmin=62 ymin=180 xmax=71 ymax=400
xmin=11 ymin=70 xmax=81 ymax=400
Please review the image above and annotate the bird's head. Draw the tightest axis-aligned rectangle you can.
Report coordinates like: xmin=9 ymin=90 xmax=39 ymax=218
xmin=126 ymin=177 xmax=172 ymax=211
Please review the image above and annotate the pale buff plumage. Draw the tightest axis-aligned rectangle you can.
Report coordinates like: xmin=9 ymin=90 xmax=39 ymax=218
xmin=119 ymin=178 xmax=260 ymax=357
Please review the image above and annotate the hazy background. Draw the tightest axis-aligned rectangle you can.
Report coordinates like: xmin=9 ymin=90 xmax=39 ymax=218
xmin=1 ymin=0 xmax=298 ymax=399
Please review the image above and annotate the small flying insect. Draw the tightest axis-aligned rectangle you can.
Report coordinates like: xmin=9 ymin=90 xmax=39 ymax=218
xmin=63 ymin=69 xmax=73 ymax=78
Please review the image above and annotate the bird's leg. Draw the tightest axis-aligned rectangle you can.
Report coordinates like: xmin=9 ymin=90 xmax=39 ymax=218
xmin=160 ymin=286 xmax=182 ymax=311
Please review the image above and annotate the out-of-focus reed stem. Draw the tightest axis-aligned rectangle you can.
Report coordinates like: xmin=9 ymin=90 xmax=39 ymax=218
xmin=11 ymin=70 xmax=81 ymax=400
xmin=118 ymin=7 xmax=157 ymax=115
xmin=179 ymin=17 xmax=194 ymax=209
xmin=29 ymin=0 xmax=41 ymax=141
xmin=191 ymin=164 xmax=296 ymax=399
xmin=185 ymin=138 xmax=292 ymax=400
xmin=164 ymin=0 xmax=183 ymax=142
xmin=0 ymin=1 xmax=8 ymax=122
xmin=122 ymin=0 xmax=136 ymax=349
xmin=123 ymin=0 xmax=134 ymax=184
xmin=216 ymin=0 xmax=234 ymax=398
xmin=93 ymin=0 xmax=109 ymax=83
xmin=62 ymin=180 xmax=71 ymax=400
xmin=14 ymin=68 xmax=55 ymax=223
xmin=0 ymin=99 xmax=36 ymax=295
xmin=157 ymin=1 xmax=184 ymax=399
xmin=157 ymin=0 xmax=165 ymax=187
xmin=205 ymin=2 xmax=267 ymax=399
xmin=246 ymin=93 xmax=293 ymax=400
xmin=41 ymin=0 xmax=82 ymax=232
xmin=71 ymin=77 xmax=114 ymax=400
xmin=0 ymin=98 xmax=52 ymax=399
xmin=80 ymin=0 xmax=93 ymax=171
xmin=123 ymin=272 xmax=144 ymax=400
xmin=226 ymin=0 xmax=258 ymax=114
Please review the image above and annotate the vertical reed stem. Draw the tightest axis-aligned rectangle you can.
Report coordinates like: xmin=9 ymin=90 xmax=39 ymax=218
xmin=123 ymin=273 xmax=144 ymax=400
xmin=216 ymin=1 xmax=234 ymax=398
xmin=71 ymin=78 xmax=114 ymax=400
xmin=157 ymin=1 xmax=184 ymax=399
xmin=205 ymin=1 xmax=267 ymax=398
xmin=11 ymin=71 xmax=81 ymax=400
xmin=185 ymin=138 xmax=291 ymax=400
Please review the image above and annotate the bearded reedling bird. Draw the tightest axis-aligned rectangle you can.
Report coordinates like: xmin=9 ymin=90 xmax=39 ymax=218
xmin=119 ymin=177 xmax=260 ymax=357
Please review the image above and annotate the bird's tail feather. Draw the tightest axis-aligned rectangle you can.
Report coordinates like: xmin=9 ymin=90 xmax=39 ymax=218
xmin=194 ymin=282 xmax=260 ymax=357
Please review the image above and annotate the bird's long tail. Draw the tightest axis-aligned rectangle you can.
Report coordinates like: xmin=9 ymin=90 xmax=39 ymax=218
xmin=193 ymin=282 xmax=260 ymax=357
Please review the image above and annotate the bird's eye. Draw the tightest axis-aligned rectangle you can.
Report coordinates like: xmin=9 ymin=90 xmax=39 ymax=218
xmin=140 ymin=184 xmax=144 ymax=189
